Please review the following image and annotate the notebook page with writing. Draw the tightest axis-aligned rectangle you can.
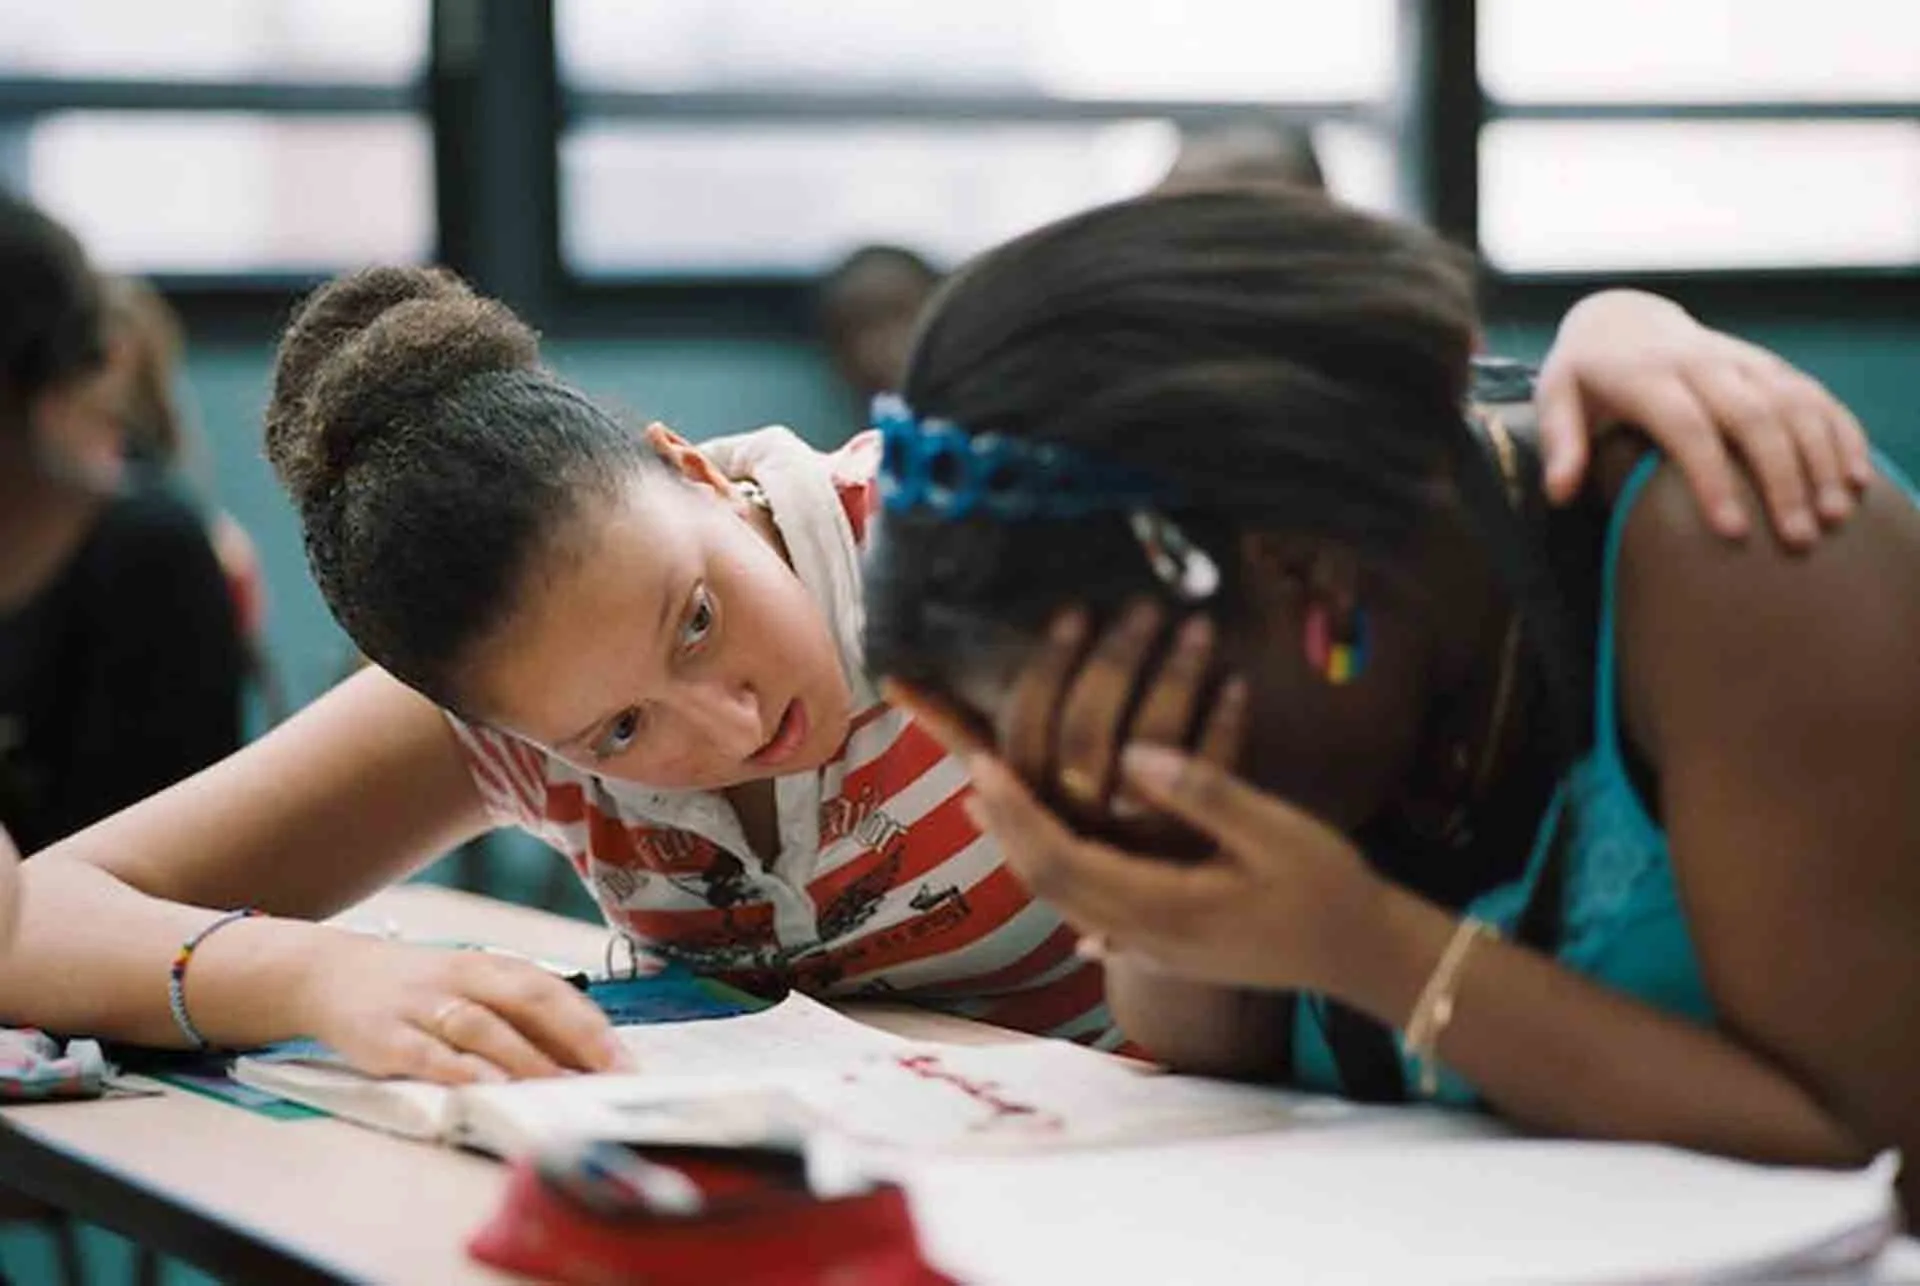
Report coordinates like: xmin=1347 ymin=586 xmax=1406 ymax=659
xmin=461 ymin=1039 xmax=1408 ymax=1162
xmin=236 ymin=991 xmax=1491 ymax=1169
xmin=450 ymin=993 xmax=929 ymax=1156
xmin=231 ymin=992 xmax=921 ymax=1149
xmin=893 ymin=1136 xmax=1899 ymax=1285
xmin=795 ymin=1041 xmax=1313 ymax=1153
xmin=610 ymin=990 xmax=916 ymax=1072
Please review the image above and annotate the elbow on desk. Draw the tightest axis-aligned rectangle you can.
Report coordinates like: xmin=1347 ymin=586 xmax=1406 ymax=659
xmin=1105 ymin=964 xmax=1293 ymax=1082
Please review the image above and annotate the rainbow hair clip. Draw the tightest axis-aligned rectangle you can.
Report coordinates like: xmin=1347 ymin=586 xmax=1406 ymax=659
xmin=1305 ymin=603 xmax=1370 ymax=685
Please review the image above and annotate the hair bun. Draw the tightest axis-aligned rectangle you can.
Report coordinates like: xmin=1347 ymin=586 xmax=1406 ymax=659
xmin=265 ymin=266 xmax=539 ymax=511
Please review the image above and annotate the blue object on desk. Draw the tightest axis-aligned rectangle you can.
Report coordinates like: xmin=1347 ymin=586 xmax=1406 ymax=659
xmin=585 ymin=962 xmax=770 ymax=1026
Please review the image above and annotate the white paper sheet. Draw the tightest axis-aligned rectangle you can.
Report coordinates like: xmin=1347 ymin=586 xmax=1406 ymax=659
xmin=894 ymin=1136 xmax=1900 ymax=1286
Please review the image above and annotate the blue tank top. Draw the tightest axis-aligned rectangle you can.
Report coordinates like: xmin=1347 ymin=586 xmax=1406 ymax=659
xmin=1291 ymin=450 xmax=1920 ymax=1104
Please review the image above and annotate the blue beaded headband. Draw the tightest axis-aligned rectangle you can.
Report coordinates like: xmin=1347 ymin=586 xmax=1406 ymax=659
xmin=873 ymin=393 xmax=1178 ymax=522
xmin=872 ymin=393 xmax=1219 ymax=601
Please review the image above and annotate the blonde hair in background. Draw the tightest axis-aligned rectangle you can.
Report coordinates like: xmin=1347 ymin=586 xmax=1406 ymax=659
xmin=101 ymin=274 xmax=212 ymax=491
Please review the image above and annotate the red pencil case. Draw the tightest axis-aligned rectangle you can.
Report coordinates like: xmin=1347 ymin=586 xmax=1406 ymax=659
xmin=467 ymin=1140 xmax=953 ymax=1286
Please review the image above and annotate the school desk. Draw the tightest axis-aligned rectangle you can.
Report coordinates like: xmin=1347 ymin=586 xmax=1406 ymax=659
xmin=0 ymin=884 xmax=1014 ymax=1285
xmin=4 ymin=884 xmax=1917 ymax=1285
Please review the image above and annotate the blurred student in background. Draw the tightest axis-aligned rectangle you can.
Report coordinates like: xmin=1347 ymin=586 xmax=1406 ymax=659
xmin=817 ymin=244 xmax=942 ymax=410
xmin=100 ymin=276 xmax=190 ymax=473
xmin=1159 ymin=114 xmax=1326 ymax=194
xmin=814 ymin=116 xmax=1318 ymax=414
xmin=0 ymin=192 xmax=243 ymax=854
xmin=102 ymin=274 xmax=280 ymax=722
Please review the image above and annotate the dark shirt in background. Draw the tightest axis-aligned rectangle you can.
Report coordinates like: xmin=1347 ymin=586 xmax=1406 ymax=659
xmin=0 ymin=479 xmax=244 ymax=854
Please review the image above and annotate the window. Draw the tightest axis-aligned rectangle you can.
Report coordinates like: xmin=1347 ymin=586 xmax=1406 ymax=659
xmin=15 ymin=3 xmax=1885 ymax=298
xmin=0 ymin=0 xmax=426 ymax=85
xmin=25 ymin=112 xmax=433 ymax=275
xmin=1481 ymin=0 xmax=1920 ymax=104
xmin=556 ymin=0 xmax=1399 ymax=278
xmin=0 ymin=0 xmax=432 ymax=276
xmin=1482 ymin=120 xmax=1920 ymax=273
xmin=1478 ymin=0 xmax=1920 ymax=273
xmin=562 ymin=118 xmax=1391 ymax=276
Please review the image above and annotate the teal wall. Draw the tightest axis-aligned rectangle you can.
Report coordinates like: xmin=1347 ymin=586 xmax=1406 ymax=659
xmin=196 ymin=312 xmax=1918 ymax=716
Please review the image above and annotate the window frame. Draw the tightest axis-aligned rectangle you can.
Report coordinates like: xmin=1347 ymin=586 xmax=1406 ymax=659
xmin=0 ymin=31 xmax=431 ymax=334
xmin=543 ymin=0 xmax=1920 ymax=335
xmin=10 ymin=0 xmax=1913 ymax=339
xmin=541 ymin=0 xmax=1428 ymax=337
xmin=1465 ymin=0 xmax=1920 ymax=303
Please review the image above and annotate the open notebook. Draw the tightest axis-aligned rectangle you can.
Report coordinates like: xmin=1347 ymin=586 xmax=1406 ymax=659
xmin=231 ymin=991 xmax=1309 ymax=1161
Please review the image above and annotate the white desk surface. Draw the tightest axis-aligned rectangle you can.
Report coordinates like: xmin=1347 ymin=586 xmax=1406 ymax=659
xmin=4 ymin=884 xmax=1914 ymax=1284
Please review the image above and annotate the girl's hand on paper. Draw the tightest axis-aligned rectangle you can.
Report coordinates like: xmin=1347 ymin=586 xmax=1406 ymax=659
xmin=1537 ymin=289 xmax=1871 ymax=547
xmin=298 ymin=935 xmax=631 ymax=1084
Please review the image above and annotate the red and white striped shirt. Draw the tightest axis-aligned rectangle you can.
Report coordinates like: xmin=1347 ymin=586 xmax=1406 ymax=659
xmin=448 ymin=427 xmax=1117 ymax=1048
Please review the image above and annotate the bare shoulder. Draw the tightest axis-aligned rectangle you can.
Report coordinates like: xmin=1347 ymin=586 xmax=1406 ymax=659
xmin=1607 ymin=459 xmax=1920 ymax=1182
xmin=1611 ymin=458 xmax=1920 ymax=765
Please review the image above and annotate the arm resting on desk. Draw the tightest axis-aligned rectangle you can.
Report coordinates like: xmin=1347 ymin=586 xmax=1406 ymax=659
xmin=1108 ymin=913 xmax=1865 ymax=1171
xmin=0 ymin=666 xmax=490 ymax=1048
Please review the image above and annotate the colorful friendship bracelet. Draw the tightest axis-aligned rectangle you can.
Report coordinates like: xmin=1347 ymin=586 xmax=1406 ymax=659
xmin=167 ymin=907 xmax=262 ymax=1051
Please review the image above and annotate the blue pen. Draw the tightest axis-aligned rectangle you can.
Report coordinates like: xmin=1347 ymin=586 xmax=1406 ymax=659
xmin=541 ymin=1139 xmax=705 ymax=1218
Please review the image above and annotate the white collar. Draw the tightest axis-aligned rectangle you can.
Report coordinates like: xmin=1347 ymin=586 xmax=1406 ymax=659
xmin=697 ymin=425 xmax=875 ymax=709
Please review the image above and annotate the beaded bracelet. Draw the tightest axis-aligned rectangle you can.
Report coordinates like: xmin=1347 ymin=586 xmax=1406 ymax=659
xmin=167 ymin=908 xmax=261 ymax=1051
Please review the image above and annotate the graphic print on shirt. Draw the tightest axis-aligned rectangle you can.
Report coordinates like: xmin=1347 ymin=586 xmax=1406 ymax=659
xmin=815 ymin=800 xmax=909 ymax=941
xmin=647 ymin=844 xmax=784 ymax=980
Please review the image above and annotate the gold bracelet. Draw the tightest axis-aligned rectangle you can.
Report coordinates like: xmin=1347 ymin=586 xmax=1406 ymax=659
xmin=1403 ymin=917 xmax=1501 ymax=1096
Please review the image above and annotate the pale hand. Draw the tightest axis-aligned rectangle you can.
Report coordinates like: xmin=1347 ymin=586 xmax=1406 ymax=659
xmin=293 ymin=933 xmax=629 ymax=1084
